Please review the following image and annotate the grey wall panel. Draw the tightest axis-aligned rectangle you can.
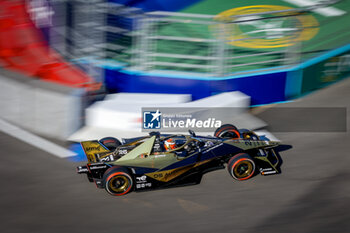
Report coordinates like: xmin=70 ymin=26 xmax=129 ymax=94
xmin=0 ymin=69 xmax=85 ymax=140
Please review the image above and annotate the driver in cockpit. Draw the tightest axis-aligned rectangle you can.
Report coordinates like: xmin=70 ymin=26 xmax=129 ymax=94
xmin=164 ymin=138 xmax=177 ymax=151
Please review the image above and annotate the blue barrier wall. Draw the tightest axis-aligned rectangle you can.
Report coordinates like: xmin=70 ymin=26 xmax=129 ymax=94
xmin=105 ymin=69 xmax=288 ymax=105
xmin=109 ymin=0 xmax=201 ymax=12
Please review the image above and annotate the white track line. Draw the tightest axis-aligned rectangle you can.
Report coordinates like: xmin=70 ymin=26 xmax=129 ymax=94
xmin=0 ymin=118 xmax=77 ymax=158
xmin=283 ymin=0 xmax=346 ymax=17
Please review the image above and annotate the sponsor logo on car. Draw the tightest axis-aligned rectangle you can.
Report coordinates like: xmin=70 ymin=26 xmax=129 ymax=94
xmin=136 ymin=183 xmax=152 ymax=189
xmin=146 ymin=166 xmax=193 ymax=182
xmin=135 ymin=175 xmax=147 ymax=183
xmin=86 ymin=146 xmax=101 ymax=152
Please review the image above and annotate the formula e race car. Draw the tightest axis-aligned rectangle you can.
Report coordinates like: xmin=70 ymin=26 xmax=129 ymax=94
xmin=76 ymin=124 xmax=281 ymax=196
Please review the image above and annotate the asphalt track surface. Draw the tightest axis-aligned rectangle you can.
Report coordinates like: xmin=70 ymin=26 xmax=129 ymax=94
xmin=1 ymin=79 xmax=350 ymax=233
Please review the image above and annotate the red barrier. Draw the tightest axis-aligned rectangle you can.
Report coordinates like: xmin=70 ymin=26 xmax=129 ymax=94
xmin=0 ymin=0 xmax=101 ymax=91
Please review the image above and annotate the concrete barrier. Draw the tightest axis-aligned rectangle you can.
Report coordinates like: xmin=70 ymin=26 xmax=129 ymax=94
xmin=85 ymin=93 xmax=192 ymax=131
xmin=104 ymin=93 xmax=191 ymax=103
xmin=68 ymin=91 xmax=266 ymax=141
xmin=0 ymin=69 xmax=85 ymax=140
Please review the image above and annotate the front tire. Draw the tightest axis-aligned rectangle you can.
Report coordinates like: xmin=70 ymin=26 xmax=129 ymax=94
xmin=227 ymin=153 xmax=255 ymax=181
xmin=103 ymin=167 xmax=133 ymax=196
xmin=214 ymin=124 xmax=240 ymax=139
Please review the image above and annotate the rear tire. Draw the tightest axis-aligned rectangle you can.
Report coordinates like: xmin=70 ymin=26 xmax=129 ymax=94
xmin=99 ymin=137 xmax=121 ymax=151
xmin=103 ymin=167 xmax=133 ymax=196
xmin=214 ymin=124 xmax=240 ymax=139
xmin=227 ymin=153 xmax=255 ymax=181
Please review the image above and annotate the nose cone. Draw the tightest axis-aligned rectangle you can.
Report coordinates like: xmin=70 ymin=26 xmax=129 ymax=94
xmin=265 ymin=140 xmax=280 ymax=147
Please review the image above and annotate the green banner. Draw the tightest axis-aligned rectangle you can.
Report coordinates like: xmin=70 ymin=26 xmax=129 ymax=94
xmin=302 ymin=51 xmax=350 ymax=94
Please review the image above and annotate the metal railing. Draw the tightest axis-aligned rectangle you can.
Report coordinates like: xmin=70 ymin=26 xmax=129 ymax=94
xmin=49 ymin=0 xmax=338 ymax=77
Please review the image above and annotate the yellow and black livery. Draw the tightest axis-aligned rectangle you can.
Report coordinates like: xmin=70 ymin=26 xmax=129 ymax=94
xmin=77 ymin=125 xmax=283 ymax=196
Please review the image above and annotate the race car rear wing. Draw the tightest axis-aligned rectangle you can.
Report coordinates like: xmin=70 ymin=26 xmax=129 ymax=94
xmin=81 ymin=140 xmax=110 ymax=163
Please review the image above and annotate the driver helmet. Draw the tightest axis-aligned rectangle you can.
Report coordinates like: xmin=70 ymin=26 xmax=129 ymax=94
xmin=164 ymin=138 xmax=176 ymax=151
